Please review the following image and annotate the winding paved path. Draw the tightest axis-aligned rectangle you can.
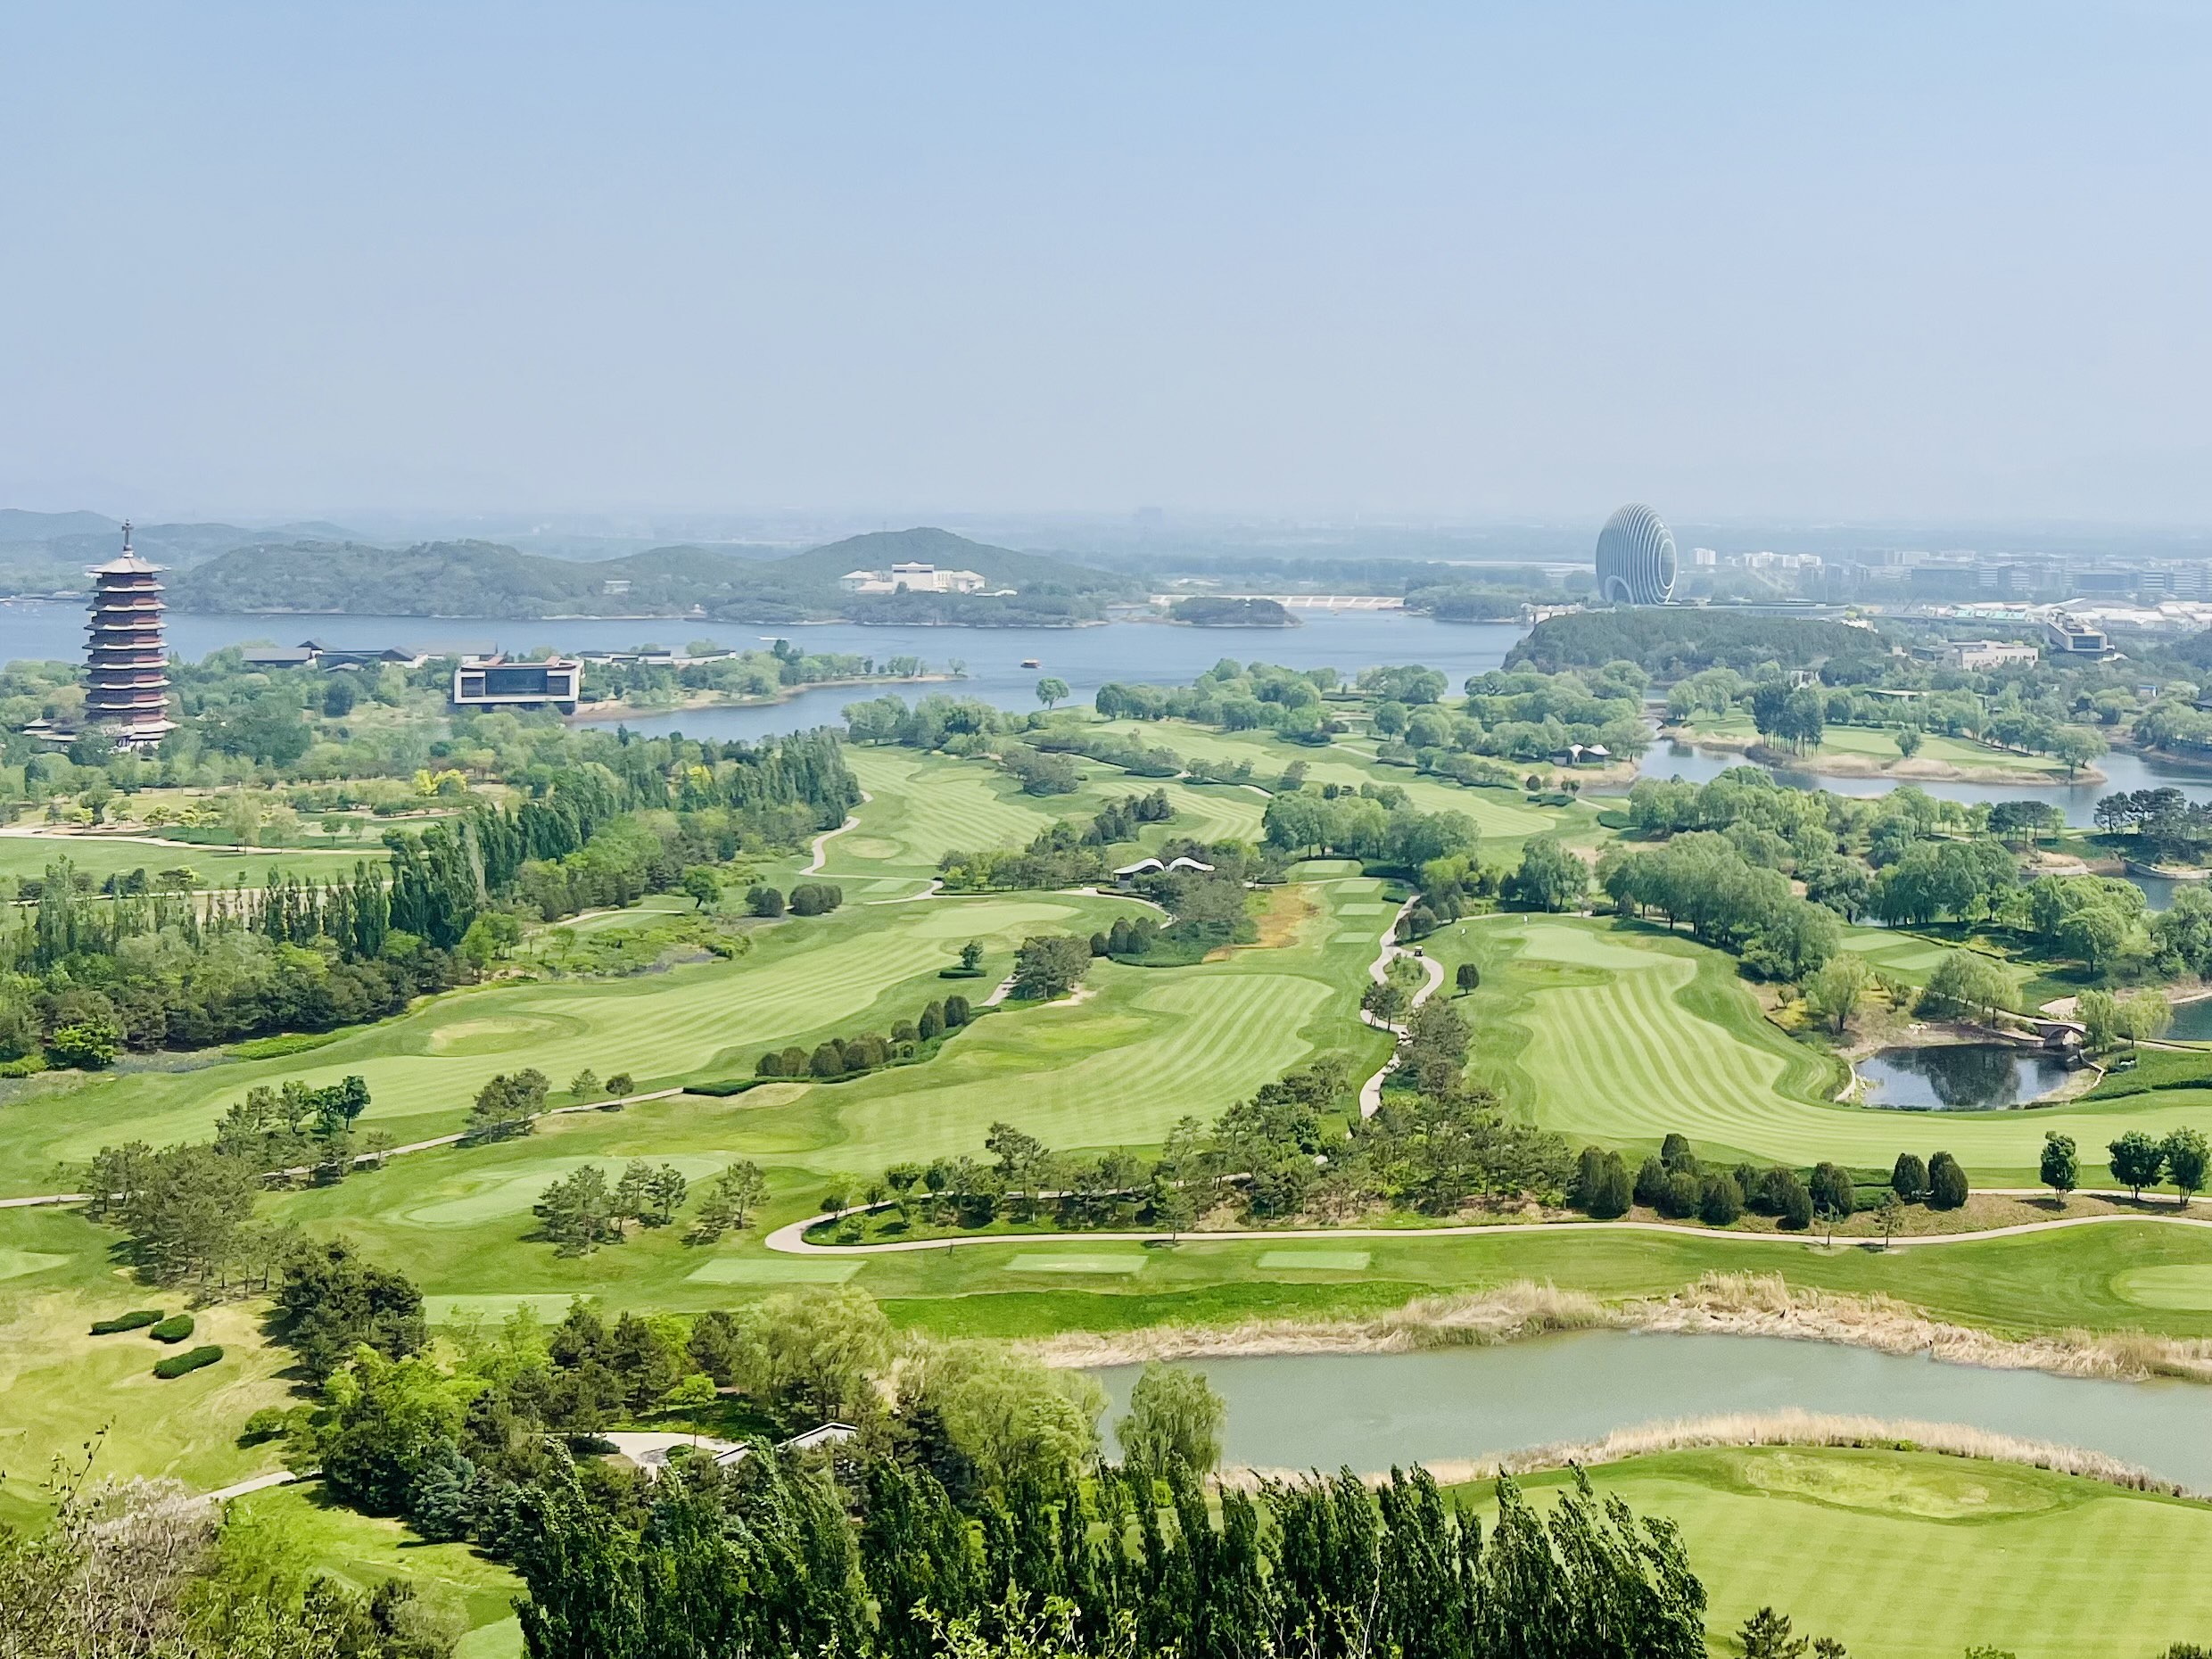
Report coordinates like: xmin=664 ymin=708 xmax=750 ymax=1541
xmin=1356 ymin=894 xmax=1449 ymax=1116
xmin=765 ymin=1201 xmax=2212 ymax=1258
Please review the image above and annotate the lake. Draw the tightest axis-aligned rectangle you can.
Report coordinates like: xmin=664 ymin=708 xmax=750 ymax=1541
xmin=1638 ymin=735 xmax=2212 ymax=829
xmin=1853 ymin=1043 xmax=2079 ymax=1110
xmin=0 ymin=599 xmax=1528 ymax=744
xmin=1095 ymin=1330 xmax=2212 ymax=1489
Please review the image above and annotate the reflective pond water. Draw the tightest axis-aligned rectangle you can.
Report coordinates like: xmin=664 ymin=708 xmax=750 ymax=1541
xmin=1095 ymin=1331 xmax=2212 ymax=1488
xmin=1853 ymin=1043 xmax=2078 ymax=1110
xmin=1637 ymin=736 xmax=2212 ymax=829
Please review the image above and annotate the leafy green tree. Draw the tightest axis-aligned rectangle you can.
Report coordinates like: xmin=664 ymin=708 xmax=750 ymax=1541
xmin=604 ymin=1071 xmax=634 ymax=1097
xmin=903 ymin=1341 xmax=1103 ymax=1498
xmin=1802 ymin=954 xmax=1870 ymax=1036
xmin=1115 ymin=1363 xmax=1226 ymax=1475
xmin=680 ymin=867 xmax=720 ymax=910
xmin=1698 ymin=1171 xmax=1743 ymax=1227
xmin=2109 ymin=1129 xmax=2167 ymax=1201
xmin=534 ymin=1164 xmax=619 ymax=1255
xmin=747 ymin=884 xmax=787 ymax=917
xmin=1926 ymin=1150 xmax=1969 ymax=1210
xmin=1454 ymin=961 xmax=1481 ymax=994
xmin=568 ymin=1068 xmax=600 ymax=1102
xmin=274 ymin=1238 xmax=425 ymax=1383
xmin=1737 ymin=1606 xmax=1809 ymax=1658
xmin=1873 ymin=1190 xmax=1903 ymax=1249
xmin=45 ymin=1021 xmax=120 ymax=1070
xmin=115 ymin=1143 xmax=259 ymax=1285
xmin=2039 ymin=1132 xmax=2078 ymax=1198
xmin=733 ymin=1286 xmax=894 ymax=1428
xmin=1504 ymin=837 xmax=1588 ymax=912
xmin=1034 ymin=676 xmax=1070 ymax=710
xmin=467 ymin=1069 xmax=547 ymax=1141
xmin=1009 ymin=934 xmax=1090 ymax=1000
xmin=1918 ymin=952 xmax=2011 ymax=1023
xmin=1891 ymin=1151 xmax=1928 ymax=1203
xmin=2162 ymin=1127 xmax=2208 ymax=1208
xmin=958 ymin=940 xmax=985 ymax=973
xmin=1809 ymin=1162 xmax=1854 ymax=1221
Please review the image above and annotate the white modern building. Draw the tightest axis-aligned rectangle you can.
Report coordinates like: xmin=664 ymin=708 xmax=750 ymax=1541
xmin=451 ymin=655 xmax=582 ymax=712
xmin=838 ymin=561 xmax=988 ymax=595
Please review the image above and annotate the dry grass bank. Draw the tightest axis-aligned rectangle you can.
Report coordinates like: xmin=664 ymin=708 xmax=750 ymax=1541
xmin=1217 ymin=1408 xmax=2191 ymax=1499
xmin=1028 ymin=1271 xmax=2212 ymax=1385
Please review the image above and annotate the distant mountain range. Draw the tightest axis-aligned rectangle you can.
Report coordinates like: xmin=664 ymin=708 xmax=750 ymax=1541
xmin=160 ymin=525 xmax=1135 ymax=624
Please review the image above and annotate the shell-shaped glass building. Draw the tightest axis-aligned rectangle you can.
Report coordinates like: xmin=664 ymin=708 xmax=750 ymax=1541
xmin=1594 ymin=504 xmax=1677 ymax=606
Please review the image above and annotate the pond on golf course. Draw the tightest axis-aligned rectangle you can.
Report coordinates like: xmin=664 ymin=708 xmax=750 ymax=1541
xmin=1094 ymin=1331 xmax=2212 ymax=1488
xmin=1853 ymin=1043 xmax=2078 ymax=1110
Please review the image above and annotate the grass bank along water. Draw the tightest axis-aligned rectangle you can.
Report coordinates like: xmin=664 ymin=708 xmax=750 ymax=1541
xmin=1038 ymin=1271 xmax=2212 ymax=1384
xmin=1087 ymin=1315 xmax=2212 ymax=1490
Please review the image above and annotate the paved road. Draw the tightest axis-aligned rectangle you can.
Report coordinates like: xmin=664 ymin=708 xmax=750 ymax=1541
xmin=1358 ymin=894 xmax=1449 ymax=1117
xmin=765 ymin=1203 xmax=2212 ymax=1257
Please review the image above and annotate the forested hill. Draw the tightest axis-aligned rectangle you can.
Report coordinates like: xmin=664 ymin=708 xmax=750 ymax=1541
xmin=167 ymin=526 xmax=1135 ymax=623
xmin=1507 ymin=608 xmax=1882 ymax=676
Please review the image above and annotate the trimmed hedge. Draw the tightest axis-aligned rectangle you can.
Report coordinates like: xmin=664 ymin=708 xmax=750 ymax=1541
xmin=685 ymin=1078 xmax=770 ymax=1098
xmin=153 ymin=1344 xmax=223 ymax=1380
xmin=90 ymin=1309 xmax=163 ymax=1335
xmin=150 ymin=1313 xmax=196 ymax=1343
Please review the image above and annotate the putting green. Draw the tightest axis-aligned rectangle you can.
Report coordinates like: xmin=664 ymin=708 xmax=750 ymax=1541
xmin=1732 ymin=1448 xmax=2064 ymax=1519
xmin=684 ymin=1258 xmax=863 ymax=1283
xmin=0 ymin=1249 xmax=68 ymax=1281
xmin=423 ymin=1016 xmax=581 ymax=1057
xmin=1006 ymin=1254 xmax=1149 ymax=1275
xmin=905 ymin=899 xmax=1085 ymax=939
xmin=397 ymin=1155 xmax=733 ymax=1228
xmin=2111 ymin=1264 xmax=2212 ymax=1310
xmin=1255 ymin=1250 xmax=1372 ymax=1271
xmin=1478 ymin=1446 xmax=2212 ymax=1658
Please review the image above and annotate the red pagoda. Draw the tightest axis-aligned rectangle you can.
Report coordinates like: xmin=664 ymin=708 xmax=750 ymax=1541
xmin=84 ymin=522 xmax=176 ymax=747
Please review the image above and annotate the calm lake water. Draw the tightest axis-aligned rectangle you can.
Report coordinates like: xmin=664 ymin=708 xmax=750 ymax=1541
xmin=1096 ymin=1331 xmax=2212 ymax=1489
xmin=1638 ymin=736 xmax=2212 ymax=829
xmin=1853 ymin=1043 xmax=2078 ymax=1110
xmin=0 ymin=600 xmax=1527 ymax=744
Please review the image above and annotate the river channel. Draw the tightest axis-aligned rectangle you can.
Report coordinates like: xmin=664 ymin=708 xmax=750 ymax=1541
xmin=1094 ymin=1331 xmax=2212 ymax=1488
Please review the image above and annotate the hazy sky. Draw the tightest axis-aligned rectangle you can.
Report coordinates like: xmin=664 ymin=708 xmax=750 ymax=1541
xmin=5 ymin=2 xmax=2211 ymax=524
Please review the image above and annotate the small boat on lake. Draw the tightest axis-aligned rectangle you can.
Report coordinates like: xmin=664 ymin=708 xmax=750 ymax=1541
xmin=1019 ymin=658 xmax=1041 ymax=669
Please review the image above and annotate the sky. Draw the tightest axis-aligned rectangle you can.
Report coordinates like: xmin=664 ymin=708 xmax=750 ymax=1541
xmin=4 ymin=1 xmax=2211 ymax=527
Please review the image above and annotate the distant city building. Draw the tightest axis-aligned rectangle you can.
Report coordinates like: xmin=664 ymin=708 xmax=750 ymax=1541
xmin=1933 ymin=640 xmax=2040 ymax=671
xmin=84 ymin=523 xmax=176 ymax=748
xmin=2045 ymin=617 xmax=2110 ymax=657
xmin=838 ymin=561 xmax=988 ymax=596
xmin=452 ymin=655 xmax=582 ymax=712
xmin=1689 ymin=547 xmax=1718 ymax=567
xmin=1593 ymin=504 xmax=1676 ymax=605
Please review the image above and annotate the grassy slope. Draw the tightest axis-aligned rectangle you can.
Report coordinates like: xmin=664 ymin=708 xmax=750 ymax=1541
xmin=1672 ymin=711 xmax=2076 ymax=777
xmin=0 ymin=888 xmax=1151 ymax=1194
xmin=0 ymin=836 xmax=389 ymax=885
xmin=231 ymin=1483 xmax=524 ymax=1657
xmin=1438 ymin=912 xmax=2212 ymax=1185
xmin=250 ymin=873 xmax=1388 ymax=1304
xmin=1455 ymin=1446 xmax=2212 ymax=1659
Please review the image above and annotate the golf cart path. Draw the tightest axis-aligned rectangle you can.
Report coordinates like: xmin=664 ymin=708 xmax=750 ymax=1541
xmin=764 ymin=1202 xmax=2212 ymax=1257
xmin=1357 ymin=894 xmax=1448 ymax=1117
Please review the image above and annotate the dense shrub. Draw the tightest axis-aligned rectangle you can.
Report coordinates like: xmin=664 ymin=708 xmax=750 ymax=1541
xmin=1927 ymin=1151 xmax=1970 ymax=1209
xmin=149 ymin=1313 xmax=196 ymax=1343
xmin=1699 ymin=1172 xmax=1744 ymax=1226
xmin=89 ymin=1309 xmax=162 ymax=1334
xmin=153 ymin=1344 xmax=223 ymax=1379
xmin=788 ymin=881 xmax=845 ymax=916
